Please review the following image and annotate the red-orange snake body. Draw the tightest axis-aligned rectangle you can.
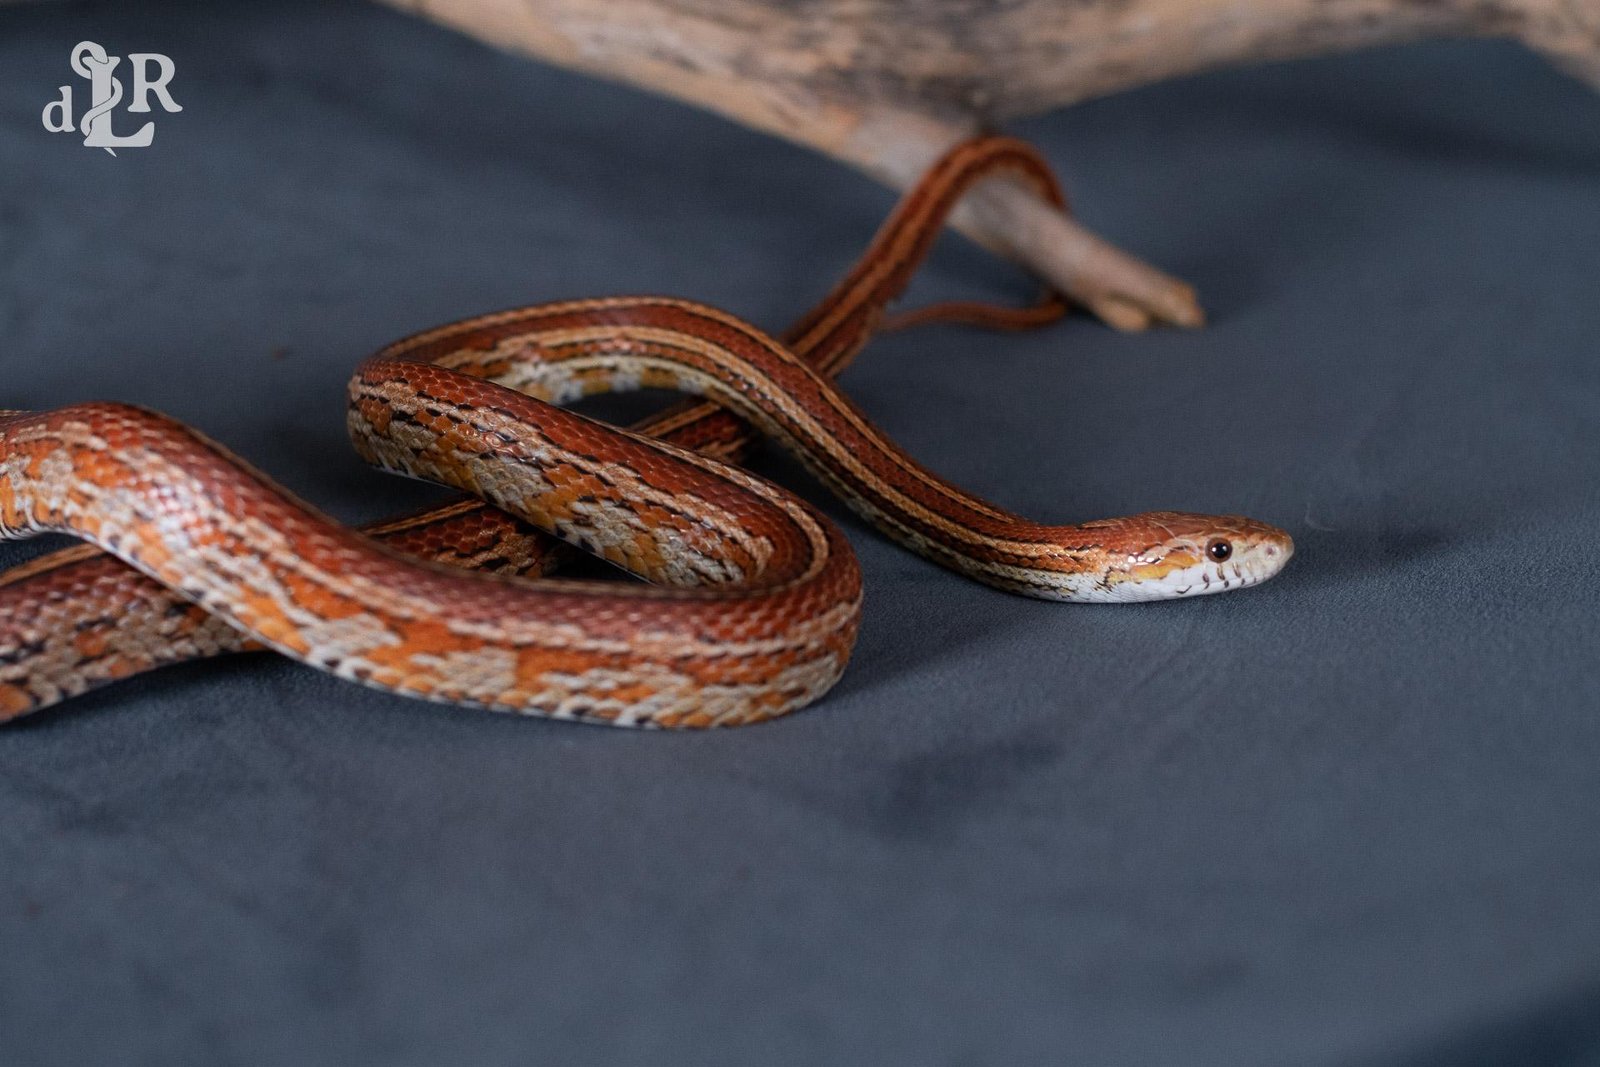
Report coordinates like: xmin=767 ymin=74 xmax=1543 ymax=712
xmin=0 ymin=138 xmax=1291 ymax=726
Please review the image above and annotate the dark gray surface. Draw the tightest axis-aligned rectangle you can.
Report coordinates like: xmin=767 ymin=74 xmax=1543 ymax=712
xmin=4 ymin=1 xmax=1600 ymax=1063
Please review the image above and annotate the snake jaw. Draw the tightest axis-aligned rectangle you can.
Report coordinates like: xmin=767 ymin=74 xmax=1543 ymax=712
xmin=1139 ymin=546 xmax=1289 ymax=600
xmin=1153 ymin=531 xmax=1293 ymax=601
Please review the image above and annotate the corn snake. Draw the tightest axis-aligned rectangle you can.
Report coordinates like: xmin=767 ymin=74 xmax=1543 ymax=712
xmin=0 ymin=137 xmax=1291 ymax=726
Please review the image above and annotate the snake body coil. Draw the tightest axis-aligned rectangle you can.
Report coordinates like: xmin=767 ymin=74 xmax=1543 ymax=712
xmin=0 ymin=138 xmax=1291 ymax=726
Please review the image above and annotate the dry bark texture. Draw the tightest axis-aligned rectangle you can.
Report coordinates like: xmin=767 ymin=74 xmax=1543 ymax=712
xmin=382 ymin=0 xmax=1600 ymax=327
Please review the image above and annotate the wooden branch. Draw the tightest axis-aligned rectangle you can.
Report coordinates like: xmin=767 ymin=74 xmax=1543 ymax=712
xmin=381 ymin=0 xmax=1598 ymax=328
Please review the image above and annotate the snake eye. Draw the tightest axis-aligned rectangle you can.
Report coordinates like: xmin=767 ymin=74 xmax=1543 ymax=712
xmin=1208 ymin=540 xmax=1233 ymax=562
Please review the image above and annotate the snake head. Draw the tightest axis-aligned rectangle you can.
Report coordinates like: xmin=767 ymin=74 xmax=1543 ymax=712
xmin=1079 ymin=511 xmax=1294 ymax=602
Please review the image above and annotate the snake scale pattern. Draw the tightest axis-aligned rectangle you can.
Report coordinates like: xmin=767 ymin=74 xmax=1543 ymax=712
xmin=0 ymin=137 xmax=1292 ymax=726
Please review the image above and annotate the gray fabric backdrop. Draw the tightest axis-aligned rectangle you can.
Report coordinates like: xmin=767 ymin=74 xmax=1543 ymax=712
xmin=3 ymin=1 xmax=1599 ymax=1063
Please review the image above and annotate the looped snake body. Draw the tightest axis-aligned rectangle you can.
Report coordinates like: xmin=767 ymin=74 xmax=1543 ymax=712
xmin=0 ymin=137 xmax=1292 ymax=726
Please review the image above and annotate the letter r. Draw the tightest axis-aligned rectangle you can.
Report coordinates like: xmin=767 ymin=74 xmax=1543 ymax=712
xmin=127 ymin=54 xmax=180 ymax=113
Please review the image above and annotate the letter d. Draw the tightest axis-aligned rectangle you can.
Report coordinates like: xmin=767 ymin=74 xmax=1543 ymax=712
xmin=41 ymin=86 xmax=74 ymax=133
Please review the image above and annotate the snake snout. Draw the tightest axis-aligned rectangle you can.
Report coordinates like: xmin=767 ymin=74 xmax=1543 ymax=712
xmin=1226 ymin=521 xmax=1294 ymax=590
